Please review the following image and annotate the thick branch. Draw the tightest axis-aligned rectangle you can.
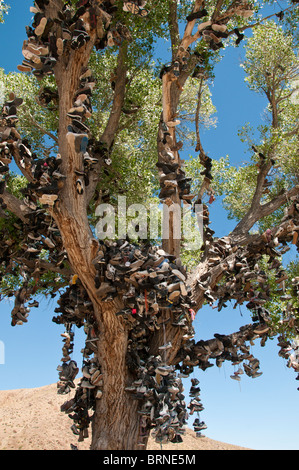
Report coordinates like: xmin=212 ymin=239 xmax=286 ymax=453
xmin=175 ymin=322 xmax=271 ymax=373
xmin=211 ymin=0 xmax=225 ymax=20
xmin=10 ymin=142 xmax=34 ymax=183
xmin=168 ymin=0 xmax=180 ymax=60
xmin=195 ymin=77 xmax=204 ymax=152
xmin=14 ymin=257 xmax=71 ymax=277
xmin=232 ymin=179 xmax=299 ymax=242
xmin=230 ymin=159 xmax=273 ymax=237
xmin=0 ymin=190 xmax=31 ymax=223
xmin=100 ymin=44 xmax=128 ymax=148
xmin=27 ymin=112 xmax=58 ymax=144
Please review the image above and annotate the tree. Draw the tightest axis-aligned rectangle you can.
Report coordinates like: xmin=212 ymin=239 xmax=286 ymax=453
xmin=0 ymin=0 xmax=298 ymax=450
xmin=0 ymin=1 xmax=9 ymax=23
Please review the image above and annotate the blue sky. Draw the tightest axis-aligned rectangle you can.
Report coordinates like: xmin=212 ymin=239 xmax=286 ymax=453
xmin=0 ymin=0 xmax=298 ymax=451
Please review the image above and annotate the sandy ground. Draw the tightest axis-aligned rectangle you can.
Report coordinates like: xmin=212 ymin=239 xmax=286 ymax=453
xmin=0 ymin=382 xmax=250 ymax=451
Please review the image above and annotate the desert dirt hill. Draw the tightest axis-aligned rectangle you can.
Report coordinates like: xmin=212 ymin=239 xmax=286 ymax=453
xmin=0 ymin=382 xmax=250 ymax=450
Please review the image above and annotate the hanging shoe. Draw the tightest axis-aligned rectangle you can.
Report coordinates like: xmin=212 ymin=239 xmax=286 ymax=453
xmin=186 ymin=8 xmax=208 ymax=22
xmin=123 ymin=1 xmax=140 ymax=15
xmin=76 ymin=179 xmax=84 ymax=195
xmin=35 ymin=16 xmax=48 ymax=36
xmin=172 ymin=61 xmax=180 ymax=77
xmin=71 ymin=118 xmax=90 ymax=134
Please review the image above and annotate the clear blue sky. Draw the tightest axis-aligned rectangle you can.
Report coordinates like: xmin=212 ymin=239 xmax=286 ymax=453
xmin=0 ymin=0 xmax=298 ymax=451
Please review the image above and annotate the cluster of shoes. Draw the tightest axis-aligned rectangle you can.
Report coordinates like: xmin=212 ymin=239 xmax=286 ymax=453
xmin=57 ymin=359 xmax=79 ymax=395
xmin=279 ymin=336 xmax=299 ymax=373
xmin=230 ymin=357 xmax=263 ymax=381
xmin=18 ymin=4 xmax=118 ymax=204
xmin=280 ymin=196 xmax=299 ymax=249
xmin=185 ymin=1 xmax=254 ymax=50
xmin=10 ymin=285 xmax=36 ymax=326
xmin=92 ymin=239 xmax=196 ymax=330
xmin=0 ymin=91 xmax=62 ymax=207
xmin=0 ymin=92 xmax=24 ymax=197
xmin=243 ymin=357 xmax=263 ymax=378
xmin=188 ymin=378 xmax=207 ymax=437
xmin=22 ymin=207 xmax=66 ymax=264
xmin=61 ymin=340 xmax=103 ymax=442
xmin=192 ymin=152 xmax=215 ymax=244
xmin=25 ymin=152 xmax=65 ymax=207
xmin=90 ymin=237 xmax=210 ymax=444
xmin=37 ymin=86 xmax=59 ymax=109
xmin=188 ymin=378 xmax=203 ymax=415
xmin=201 ymin=202 xmax=215 ymax=247
xmin=52 ymin=276 xmax=94 ymax=327
xmin=66 ymin=65 xmax=99 ymax=196
xmin=278 ymin=335 xmax=299 ymax=389
xmin=19 ymin=0 xmax=148 ymax=76
xmin=0 ymin=93 xmax=69 ymax=321
xmin=198 ymin=153 xmax=213 ymax=182
xmin=17 ymin=0 xmax=58 ymax=78
xmin=0 ymin=87 xmax=63 ymax=212
xmin=185 ymin=3 xmax=225 ymax=52
xmin=193 ymin=417 xmax=207 ymax=436
xmin=0 ymin=211 xmax=65 ymax=326
xmin=190 ymin=261 xmax=298 ymax=384
xmin=159 ymin=44 xmax=191 ymax=81
xmin=195 ymin=224 xmax=296 ymax=328
xmin=57 ymin=304 xmax=104 ymax=442
xmin=159 ymin=3 xmax=252 ymax=81
xmin=61 ymin=350 xmax=103 ymax=443
xmin=124 ymin=354 xmax=188 ymax=446
xmin=17 ymin=0 xmax=127 ymax=77
xmin=200 ymin=21 xmax=229 ymax=51
xmin=184 ymin=322 xmax=265 ymax=385
xmin=276 ymin=275 xmax=299 ymax=387
xmin=60 ymin=358 xmax=100 ymax=443
xmin=60 ymin=324 xmax=75 ymax=363
xmin=156 ymin=125 xmax=195 ymax=206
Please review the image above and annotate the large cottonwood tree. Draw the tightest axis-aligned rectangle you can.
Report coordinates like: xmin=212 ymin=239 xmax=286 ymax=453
xmin=0 ymin=0 xmax=298 ymax=450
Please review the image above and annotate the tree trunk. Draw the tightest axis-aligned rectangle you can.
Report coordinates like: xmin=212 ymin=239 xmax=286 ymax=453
xmin=91 ymin=390 xmax=143 ymax=450
xmin=90 ymin=301 xmax=147 ymax=450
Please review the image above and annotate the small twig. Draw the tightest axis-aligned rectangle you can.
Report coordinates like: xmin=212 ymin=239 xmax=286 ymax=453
xmin=27 ymin=112 xmax=58 ymax=144
xmin=195 ymin=77 xmax=204 ymax=154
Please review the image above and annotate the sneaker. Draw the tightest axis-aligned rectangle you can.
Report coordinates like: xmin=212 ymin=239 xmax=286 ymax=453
xmin=35 ymin=16 xmax=47 ymax=36
xmin=81 ymin=379 xmax=95 ymax=389
xmin=39 ymin=194 xmax=58 ymax=206
xmin=212 ymin=23 xmax=227 ymax=33
xmin=67 ymin=106 xmax=86 ymax=119
xmin=71 ymin=119 xmax=90 ymax=134
xmin=123 ymin=2 xmax=140 ymax=15
xmin=66 ymin=131 xmax=88 ymax=154
xmin=76 ymin=179 xmax=84 ymax=195
xmin=155 ymin=365 xmax=175 ymax=376
xmin=43 ymin=237 xmax=55 ymax=248
xmin=71 ymin=424 xmax=80 ymax=435
xmin=230 ymin=373 xmax=241 ymax=381
xmin=186 ymin=8 xmax=208 ymax=21
xmin=56 ymin=38 xmax=64 ymax=55
xmin=253 ymin=324 xmax=269 ymax=335
xmin=252 ymin=371 xmax=263 ymax=378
